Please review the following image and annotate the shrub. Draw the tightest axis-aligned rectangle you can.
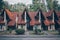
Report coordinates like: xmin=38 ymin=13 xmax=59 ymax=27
xmin=34 ymin=26 xmax=38 ymax=34
xmin=37 ymin=29 xmax=41 ymax=32
xmin=58 ymin=28 xmax=60 ymax=35
xmin=34 ymin=29 xmax=41 ymax=34
xmin=15 ymin=29 xmax=25 ymax=34
xmin=9 ymin=29 xmax=12 ymax=33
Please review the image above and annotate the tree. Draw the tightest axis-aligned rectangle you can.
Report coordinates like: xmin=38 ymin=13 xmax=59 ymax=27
xmin=30 ymin=0 xmax=46 ymax=11
xmin=46 ymin=0 xmax=53 ymax=10
xmin=40 ymin=3 xmax=47 ymax=12
xmin=9 ymin=3 xmax=26 ymax=12
xmin=46 ymin=0 xmax=59 ymax=11
xmin=58 ymin=5 xmax=60 ymax=11
xmin=0 ymin=0 xmax=4 ymax=10
xmin=53 ymin=0 xmax=59 ymax=11
xmin=30 ymin=0 xmax=40 ymax=11
xmin=3 ymin=1 xmax=9 ymax=9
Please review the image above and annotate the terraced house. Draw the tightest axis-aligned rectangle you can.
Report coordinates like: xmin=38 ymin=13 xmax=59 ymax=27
xmin=0 ymin=9 xmax=60 ymax=31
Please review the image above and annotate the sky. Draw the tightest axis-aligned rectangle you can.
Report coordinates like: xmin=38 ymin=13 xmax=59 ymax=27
xmin=4 ymin=0 xmax=60 ymax=5
xmin=57 ymin=0 xmax=60 ymax=4
xmin=3 ymin=0 xmax=32 ymax=5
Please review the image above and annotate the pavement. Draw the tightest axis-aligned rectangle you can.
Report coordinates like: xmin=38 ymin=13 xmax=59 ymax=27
xmin=43 ymin=31 xmax=53 ymax=35
xmin=0 ymin=38 xmax=60 ymax=40
xmin=25 ymin=31 xmax=30 ymax=35
xmin=0 ymin=31 xmax=60 ymax=40
xmin=0 ymin=35 xmax=60 ymax=40
xmin=25 ymin=31 xmax=53 ymax=35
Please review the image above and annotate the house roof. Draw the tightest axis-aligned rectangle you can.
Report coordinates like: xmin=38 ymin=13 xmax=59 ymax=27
xmin=44 ymin=20 xmax=55 ymax=26
xmin=30 ymin=20 xmax=35 ymax=26
xmin=44 ymin=19 xmax=55 ymax=26
xmin=35 ymin=20 xmax=41 ymax=25
xmin=56 ymin=11 xmax=60 ymax=19
xmin=7 ymin=12 xmax=18 ymax=26
xmin=5 ymin=9 xmax=13 ymax=20
xmin=55 ymin=11 xmax=60 ymax=25
xmin=46 ymin=10 xmax=53 ymax=17
xmin=42 ymin=10 xmax=53 ymax=19
xmin=28 ymin=12 xmax=37 ymax=26
xmin=5 ymin=9 xmax=26 ymax=26
xmin=0 ymin=9 xmax=60 ymax=26
xmin=29 ymin=12 xmax=41 ymax=26
xmin=8 ymin=20 xmax=15 ymax=26
xmin=11 ymin=12 xmax=18 ymax=20
xmin=8 ymin=12 xmax=26 ymax=25
xmin=57 ymin=20 xmax=60 ymax=25
xmin=0 ymin=20 xmax=5 ymax=24
xmin=43 ymin=10 xmax=54 ymax=26
xmin=44 ymin=19 xmax=50 ymax=26
xmin=17 ymin=12 xmax=26 ymax=25
xmin=18 ymin=19 xmax=25 ymax=25
xmin=28 ymin=12 xmax=37 ymax=20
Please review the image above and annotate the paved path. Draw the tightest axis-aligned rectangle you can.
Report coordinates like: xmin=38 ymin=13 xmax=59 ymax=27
xmin=25 ymin=31 xmax=53 ymax=35
xmin=0 ymin=38 xmax=60 ymax=40
xmin=0 ymin=31 xmax=60 ymax=40
xmin=0 ymin=35 xmax=60 ymax=38
xmin=43 ymin=31 xmax=52 ymax=35
xmin=0 ymin=35 xmax=60 ymax=40
xmin=25 ymin=31 xmax=29 ymax=35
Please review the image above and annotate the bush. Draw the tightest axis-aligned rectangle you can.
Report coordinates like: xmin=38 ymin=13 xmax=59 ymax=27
xmin=34 ymin=26 xmax=38 ymax=34
xmin=15 ymin=29 xmax=25 ymax=34
xmin=58 ymin=28 xmax=60 ymax=35
xmin=34 ymin=29 xmax=41 ymax=34
xmin=37 ymin=29 xmax=41 ymax=32
xmin=8 ymin=29 xmax=12 ymax=33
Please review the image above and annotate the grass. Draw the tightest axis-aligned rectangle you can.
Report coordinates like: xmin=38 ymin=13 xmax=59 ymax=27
xmin=0 ymin=30 xmax=59 ymax=35
xmin=29 ymin=31 xmax=45 ymax=35
xmin=47 ymin=30 xmax=59 ymax=35
xmin=0 ymin=30 xmax=16 ymax=35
